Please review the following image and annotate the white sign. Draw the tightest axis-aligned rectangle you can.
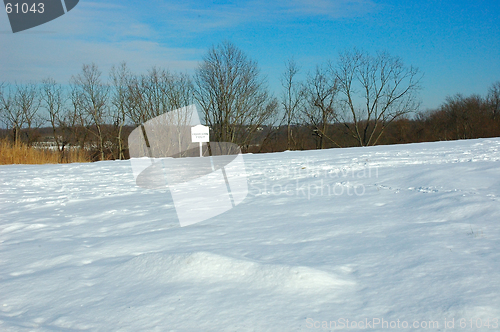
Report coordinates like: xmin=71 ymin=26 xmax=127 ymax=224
xmin=191 ymin=125 xmax=209 ymax=143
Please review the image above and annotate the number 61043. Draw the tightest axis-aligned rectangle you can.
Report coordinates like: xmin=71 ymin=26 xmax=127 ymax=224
xmin=5 ymin=3 xmax=45 ymax=14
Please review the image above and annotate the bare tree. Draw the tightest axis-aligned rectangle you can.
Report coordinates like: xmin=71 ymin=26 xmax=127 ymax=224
xmin=41 ymin=78 xmax=67 ymax=160
xmin=165 ymin=72 xmax=195 ymax=110
xmin=71 ymin=63 xmax=109 ymax=160
xmin=67 ymin=86 xmax=89 ymax=150
xmin=487 ymin=81 xmax=500 ymax=120
xmin=17 ymin=83 xmax=42 ymax=144
xmin=110 ymin=62 xmax=133 ymax=159
xmin=157 ymin=72 xmax=196 ymax=157
xmin=126 ymin=67 xmax=193 ymax=125
xmin=441 ymin=94 xmax=489 ymax=139
xmin=0 ymin=83 xmax=17 ymax=141
xmin=0 ymin=83 xmax=41 ymax=144
xmin=280 ymin=58 xmax=305 ymax=150
xmin=303 ymin=65 xmax=340 ymax=149
xmin=194 ymin=41 xmax=278 ymax=148
xmin=139 ymin=67 xmax=170 ymax=120
xmin=334 ymin=49 xmax=422 ymax=146
xmin=123 ymin=67 xmax=196 ymax=158
xmin=125 ymin=74 xmax=146 ymax=126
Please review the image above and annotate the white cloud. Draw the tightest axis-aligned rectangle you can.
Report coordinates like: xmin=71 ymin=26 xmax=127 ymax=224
xmin=142 ymin=0 xmax=379 ymax=33
xmin=0 ymin=1 xmax=201 ymax=83
xmin=0 ymin=0 xmax=379 ymax=84
xmin=283 ymin=0 xmax=378 ymax=17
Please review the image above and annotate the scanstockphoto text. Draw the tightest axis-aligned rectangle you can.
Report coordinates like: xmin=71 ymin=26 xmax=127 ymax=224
xmin=306 ymin=317 xmax=499 ymax=330
xmin=249 ymin=160 xmax=379 ymax=200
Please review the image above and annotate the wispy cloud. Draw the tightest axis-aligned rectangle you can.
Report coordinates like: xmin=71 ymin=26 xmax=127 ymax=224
xmin=146 ymin=0 xmax=379 ymax=33
xmin=283 ymin=0 xmax=378 ymax=17
xmin=0 ymin=1 xmax=201 ymax=83
xmin=0 ymin=0 xmax=379 ymax=83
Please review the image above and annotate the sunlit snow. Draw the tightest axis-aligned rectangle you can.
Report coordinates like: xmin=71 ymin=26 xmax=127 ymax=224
xmin=1 ymin=138 xmax=500 ymax=331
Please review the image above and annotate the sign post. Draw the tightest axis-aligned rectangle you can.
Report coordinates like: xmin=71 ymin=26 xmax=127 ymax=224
xmin=191 ymin=125 xmax=210 ymax=157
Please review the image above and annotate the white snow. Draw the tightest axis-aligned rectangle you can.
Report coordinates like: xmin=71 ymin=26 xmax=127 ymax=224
xmin=1 ymin=138 xmax=500 ymax=331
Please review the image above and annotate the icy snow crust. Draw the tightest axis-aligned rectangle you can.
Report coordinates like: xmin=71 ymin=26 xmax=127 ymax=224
xmin=1 ymin=138 xmax=500 ymax=331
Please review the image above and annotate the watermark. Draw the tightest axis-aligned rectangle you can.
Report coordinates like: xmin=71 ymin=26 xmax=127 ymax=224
xmin=3 ymin=0 xmax=79 ymax=33
xmin=128 ymin=105 xmax=248 ymax=227
xmin=251 ymin=161 xmax=378 ymax=199
xmin=251 ymin=179 xmax=367 ymax=200
xmin=259 ymin=160 xmax=378 ymax=181
xmin=305 ymin=317 xmax=499 ymax=330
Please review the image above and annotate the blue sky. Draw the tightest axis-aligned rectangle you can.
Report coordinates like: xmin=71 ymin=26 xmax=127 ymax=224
xmin=0 ymin=0 xmax=499 ymax=110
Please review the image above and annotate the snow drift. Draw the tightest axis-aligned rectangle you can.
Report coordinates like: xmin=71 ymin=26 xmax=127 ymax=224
xmin=1 ymin=138 xmax=500 ymax=331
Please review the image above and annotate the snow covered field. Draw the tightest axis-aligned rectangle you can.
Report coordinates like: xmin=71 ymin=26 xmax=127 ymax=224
xmin=1 ymin=138 xmax=500 ymax=331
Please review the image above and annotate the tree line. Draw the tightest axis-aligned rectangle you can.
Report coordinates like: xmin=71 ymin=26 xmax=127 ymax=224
xmin=1 ymin=41 xmax=499 ymax=161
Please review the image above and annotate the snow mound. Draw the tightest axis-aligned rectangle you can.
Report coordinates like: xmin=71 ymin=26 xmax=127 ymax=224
xmin=111 ymin=251 xmax=354 ymax=294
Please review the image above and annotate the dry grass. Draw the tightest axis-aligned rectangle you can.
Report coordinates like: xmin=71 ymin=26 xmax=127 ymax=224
xmin=0 ymin=139 xmax=90 ymax=165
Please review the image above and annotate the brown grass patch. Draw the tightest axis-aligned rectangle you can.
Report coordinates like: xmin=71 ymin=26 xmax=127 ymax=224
xmin=0 ymin=139 xmax=90 ymax=165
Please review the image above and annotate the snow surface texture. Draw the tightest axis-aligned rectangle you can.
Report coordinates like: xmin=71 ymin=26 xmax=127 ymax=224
xmin=1 ymin=138 xmax=500 ymax=331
